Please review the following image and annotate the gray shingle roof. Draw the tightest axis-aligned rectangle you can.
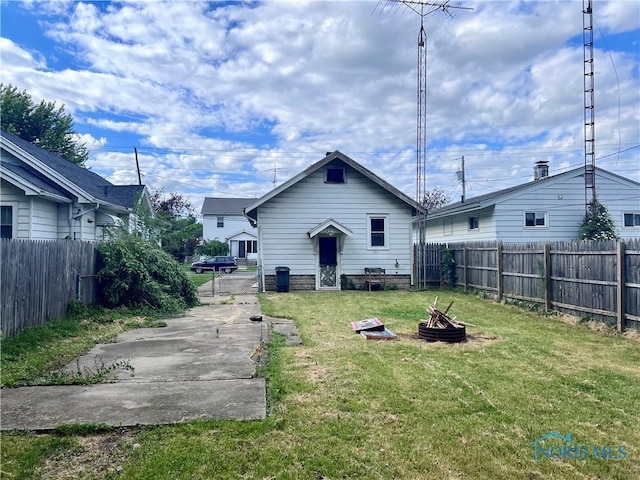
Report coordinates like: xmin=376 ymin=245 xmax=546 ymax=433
xmin=201 ymin=197 xmax=257 ymax=215
xmin=426 ymin=165 xmax=640 ymax=219
xmin=1 ymin=130 xmax=145 ymax=209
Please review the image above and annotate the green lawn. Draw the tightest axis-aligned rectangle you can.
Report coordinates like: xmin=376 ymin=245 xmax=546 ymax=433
xmin=2 ymin=290 xmax=638 ymax=479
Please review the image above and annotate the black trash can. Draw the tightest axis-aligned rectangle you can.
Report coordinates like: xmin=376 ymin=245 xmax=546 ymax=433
xmin=275 ymin=266 xmax=290 ymax=292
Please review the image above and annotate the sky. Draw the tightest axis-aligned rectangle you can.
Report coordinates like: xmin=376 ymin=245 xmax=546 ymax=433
xmin=1 ymin=0 xmax=639 ymax=214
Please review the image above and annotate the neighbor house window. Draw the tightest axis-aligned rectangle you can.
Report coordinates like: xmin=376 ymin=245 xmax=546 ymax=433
xmin=367 ymin=215 xmax=388 ymax=248
xmin=217 ymin=216 xmax=224 ymax=228
xmin=1 ymin=205 xmax=13 ymax=239
xmin=443 ymin=218 xmax=453 ymax=236
xmin=325 ymin=167 xmax=346 ymax=184
xmin=525 ymin=211 xmax=546 ymax=227
xmin=624 ymin=213 xmax=640 ymax=227
xmin=468 ymin=216 xmax=479 ymax=230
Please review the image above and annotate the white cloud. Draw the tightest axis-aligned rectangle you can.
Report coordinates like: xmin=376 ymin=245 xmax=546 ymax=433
xmin=0 ymin=0 xmax=638 ymax=213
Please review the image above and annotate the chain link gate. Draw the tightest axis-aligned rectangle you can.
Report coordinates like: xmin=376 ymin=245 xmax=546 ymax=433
xmin=215 ymin=270 xmax=259 ymax=295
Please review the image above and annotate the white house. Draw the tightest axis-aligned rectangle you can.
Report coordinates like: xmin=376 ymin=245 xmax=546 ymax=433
xmin=425 ymin=161 xmax=640 ymax=243
xmin=1 ymin=130 xmax=151 ymax=241
xmin=243 ymin=151 xmax=423 ymax=291
xmin=201 ymin=197 xmax=257 ymax=259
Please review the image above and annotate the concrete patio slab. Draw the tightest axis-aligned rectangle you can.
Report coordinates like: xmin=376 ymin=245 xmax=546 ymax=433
xmin=0 ymin=291 xmax=277 ymax=431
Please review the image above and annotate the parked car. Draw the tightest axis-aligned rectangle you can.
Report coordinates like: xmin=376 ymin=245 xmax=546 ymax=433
xmin=190 ymin=256 xmax=238 ymax=274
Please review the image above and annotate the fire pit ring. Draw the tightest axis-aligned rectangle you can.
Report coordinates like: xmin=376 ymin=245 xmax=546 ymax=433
xmin=418 ymin=322 xmax=466 ymax=343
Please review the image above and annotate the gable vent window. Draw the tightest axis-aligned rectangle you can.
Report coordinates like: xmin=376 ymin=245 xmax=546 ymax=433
xmin=325 ymin=167 xmax=346 ymax=184
xmin=624 ymin=213 xmax=640 ymax=227
xmin=525 ymin=211 xmax=547 ymax=227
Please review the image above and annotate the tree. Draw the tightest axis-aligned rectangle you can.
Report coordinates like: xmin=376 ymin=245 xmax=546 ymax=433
xmin=196 ymin=239 xmax=229 ymax=257
xmin=149 ymin=188 xmax=195 ymax=219
xmin=578 ymin=199 xmax=619 ymax=241
xmin=422 ymin=187 xmax=452 ymax=213
xmin=147 ymin=187 xmax=202 ymax=261
xmin=0 ymin=84 xmax=89 ymax=166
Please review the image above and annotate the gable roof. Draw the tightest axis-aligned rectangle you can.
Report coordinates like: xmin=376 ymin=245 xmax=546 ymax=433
xmin=201 ymin=197 xmax=257 ymax=216
xmin=1 ymin=130 xmax=146 ymax=211
xmin=426 ymin=165 xmax=640 ymax=220
xmin=244 ymin=151 xmax=422 ymax=222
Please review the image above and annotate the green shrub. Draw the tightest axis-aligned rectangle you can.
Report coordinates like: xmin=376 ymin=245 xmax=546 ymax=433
xmin=96 ymin=236 xmax=198 ymax=312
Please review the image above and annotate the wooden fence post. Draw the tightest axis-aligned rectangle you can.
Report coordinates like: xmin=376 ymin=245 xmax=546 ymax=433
xmin=544 ymin=243 xmax=551 ymax=312
xmin=463 ymin=247 xmax=468 ymax=292
xmin=617 ymin=241 xmax=626 ymax=333
xmin=496 ymin=241 xmax=503 ymax=300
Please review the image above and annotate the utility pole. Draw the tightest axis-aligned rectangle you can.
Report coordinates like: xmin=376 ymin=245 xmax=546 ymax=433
xmin=456 ymin=155 xmax=466 ymax=202
xmin=134 ymin=147 xmax=142 ymax=185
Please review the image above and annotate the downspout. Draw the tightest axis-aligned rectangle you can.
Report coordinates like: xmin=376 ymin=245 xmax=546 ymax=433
xmin=72 ymin=203 xmax=100 ymax=240
xmin=68 ymin=204 xmax=74 ymax=239
xmin=258 ymin=225 xmax=266 ymax=292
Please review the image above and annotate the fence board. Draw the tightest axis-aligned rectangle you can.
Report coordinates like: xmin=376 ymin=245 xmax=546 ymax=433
xmin=1 ymin=239 xmax=97 ymax=337
xmin=415 ymin=239 xmax=640 ymax=331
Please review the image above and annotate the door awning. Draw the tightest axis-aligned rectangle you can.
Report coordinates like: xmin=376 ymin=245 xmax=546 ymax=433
xmin=307 ymin=218 xmax=353 ymax=238
xmin=95 ymin=212 xmax=121 ymax=227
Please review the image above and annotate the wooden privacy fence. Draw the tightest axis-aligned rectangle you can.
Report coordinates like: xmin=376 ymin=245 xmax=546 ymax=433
xmin=414 ymin=239 xmax=640 ymax=332
xmin=0 ymin=239 xmax=97 ymax=337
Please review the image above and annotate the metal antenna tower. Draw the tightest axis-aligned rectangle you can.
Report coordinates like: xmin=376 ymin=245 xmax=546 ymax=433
xmin=375 ymin=1 xmax=472 ymax=289
xmin=376 ymin=1 xmax=472 ymax=204
xmin=583 ymin=0 xmax=596 ymax=211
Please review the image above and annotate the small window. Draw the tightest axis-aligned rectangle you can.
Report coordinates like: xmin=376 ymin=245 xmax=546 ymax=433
xmin=624 ymin=213 xmax=640 ymax=227
xmin=325 ymin=167 xmax=345 ymax=184
xmin=1 ymin=205 xmax=13 ymax=239
xmin=217 ymin=216 xmax=224 ymax=228
xmin=443 ymin=218 xmax=453 ymax=236
xmin=525 ymin=211 xmax=546 ymax=227
xmin=368 ymin=215 xmax=387 ymax=248
xmin=468 ymin=216 xmax=479 ymax=230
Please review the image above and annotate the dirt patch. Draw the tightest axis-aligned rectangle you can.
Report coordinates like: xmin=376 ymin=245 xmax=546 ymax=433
xmin=294 ymin=352 xmax=329 ymax=384
xmin=395 ymin=331 xmax=502 ymax=349
xmin=623 ymin=329 xmax=640 ymax=342
xmin=555 ymin=314 xmax=638 ymax=336
xmin=39 ymin=429 xmax=137 ymax=479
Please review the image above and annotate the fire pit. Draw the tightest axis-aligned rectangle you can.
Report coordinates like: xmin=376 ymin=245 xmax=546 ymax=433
xmin=418 ymin=299 xmax=467 ymax=343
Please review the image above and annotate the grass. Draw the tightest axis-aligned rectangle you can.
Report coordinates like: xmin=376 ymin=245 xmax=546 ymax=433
xmin=2 ymin=290 xmax=639 ymax=479
xmin=1 ymin=305 xmax=163 ymax=387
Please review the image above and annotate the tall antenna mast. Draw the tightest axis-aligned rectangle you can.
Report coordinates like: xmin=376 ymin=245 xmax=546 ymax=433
xmin=583 ymin=0 xmax=596 ymax=211
xmin=375 ymin=1 xmax=472 ymax=289
xmin=375 ymin=1 xmax=472 ymax=203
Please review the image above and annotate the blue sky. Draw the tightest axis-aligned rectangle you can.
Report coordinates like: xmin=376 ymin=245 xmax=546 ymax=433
xmin=1 ymin=0 xmax=638 ymax=213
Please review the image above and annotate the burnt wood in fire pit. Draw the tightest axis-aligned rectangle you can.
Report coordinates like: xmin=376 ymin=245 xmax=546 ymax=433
xmin=417 ymin=298 xmax=467 ymax=343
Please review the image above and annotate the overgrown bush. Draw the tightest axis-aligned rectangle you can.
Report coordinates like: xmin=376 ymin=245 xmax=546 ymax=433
xmin=96 ymin=236 xmax=199 ymax=312
xmin=441 ymin=247 xmax=457 ymax=288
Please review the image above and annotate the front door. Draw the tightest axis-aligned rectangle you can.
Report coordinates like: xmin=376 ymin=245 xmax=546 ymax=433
xmin=319 ymin=236 xmax=338 ymax=289
xmin=238 ymin=241 xmax=246 ymax=259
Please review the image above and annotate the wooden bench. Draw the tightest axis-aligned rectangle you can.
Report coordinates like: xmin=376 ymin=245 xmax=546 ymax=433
xmin=364 ymin=267 xmax=386 ymax=291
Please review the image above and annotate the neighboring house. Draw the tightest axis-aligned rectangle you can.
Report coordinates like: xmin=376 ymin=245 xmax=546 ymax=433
xmin=425 ymin=161 xmax=640 ymax=243
xmin=244 ymin=151 xmax=423 ymax=291
xmin=1 ymin=130 xmax=152 ymax=241
xmin=201 ymin=197 xmax=257 ymax=259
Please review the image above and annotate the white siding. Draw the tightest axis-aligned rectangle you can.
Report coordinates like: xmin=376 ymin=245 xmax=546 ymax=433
xmin=30 ymin=197 xmax=58 ymax=240
xmin=426 ymin=169 xmax=640 ymax=242
xmin=258 ymin=166 xmax=414 ymax=277
xmin=426 ymin=207 xmax=497 ymax=243
xmin=203 ymin=214 xmax=254 ymax=242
